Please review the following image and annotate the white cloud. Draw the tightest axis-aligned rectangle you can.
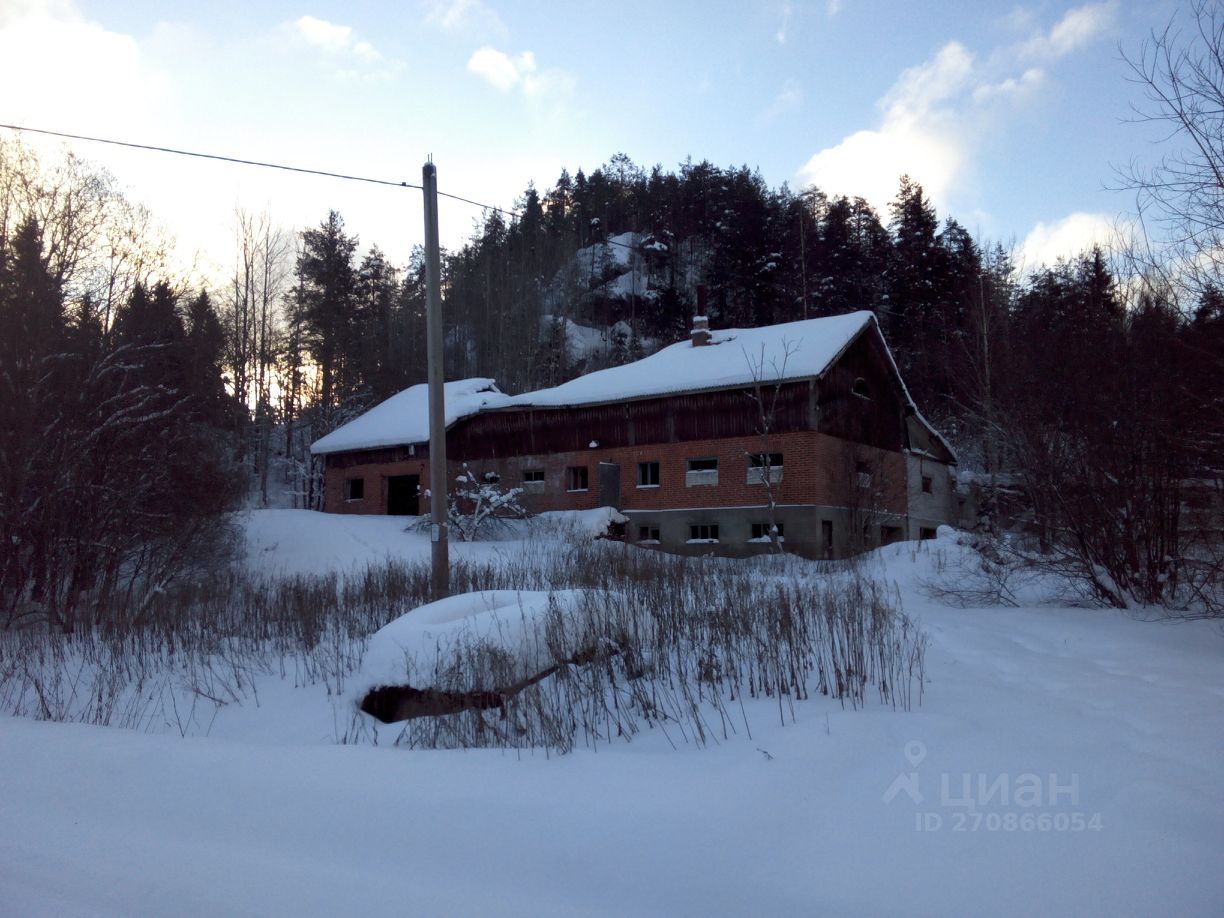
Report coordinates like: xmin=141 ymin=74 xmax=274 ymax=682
xmin=292 ymin=15 xmax=382 ymax=61
xmin=295 ymin=15 xmax=352 ymax=53
xmin=1020 ymin=2 xmax=1116 ymax=60
xmin=1018 ymin=212 xmax=1123 ymax=270
xmin=467 ymin=46 xmax=529 ymax=91
xmin=776 ymin=2 xmax=792 ymax=45
xmin=425 ymin=0 xmax=506 ymax=37
xmin=467 ymin=46 xmax=574 ymax=104
xmin=760 ymin=79 xmax=803 ymax=122
xmin=972 ymin=67 xmax=1044 ymax=104
xmin=0 ymin=0 xmax=169 ymax=137
xmin=799 ymin=42 xmax=972 ymax=215
xmin=797 ymin=4 xmax=1113 ymax=219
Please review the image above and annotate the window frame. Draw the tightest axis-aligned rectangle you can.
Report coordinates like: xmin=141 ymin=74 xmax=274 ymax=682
xmin=685 ymin=456 xmax=719 ymax=487
xmin=747 ymin=452 xmax=784 ymax=485
xmin=565 ymin=465 xmax=589 ymax=492
xmin=345 ymin=477 xmax=364 ymax=501
xmin=636 ymin=460 xmax=661 ymax=488
xmin=687 ymin=522 xmax=720 ymax=543
xmin=750 ymin=521 xmax=784 ymax=541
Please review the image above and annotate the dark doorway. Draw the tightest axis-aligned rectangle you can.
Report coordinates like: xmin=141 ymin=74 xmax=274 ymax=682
xmin=598 ymin=462 xmax=621 ymax=509
xmin=387 ymin=475 xmax=420 ymax=515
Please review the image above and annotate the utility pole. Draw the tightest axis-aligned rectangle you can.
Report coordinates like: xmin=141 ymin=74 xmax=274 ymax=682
xmin=423 ymin=159 xmax=448 ymax=600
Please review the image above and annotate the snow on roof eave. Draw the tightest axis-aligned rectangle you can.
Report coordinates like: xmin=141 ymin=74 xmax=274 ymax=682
xmin=311 ymin=429 xmax=431 ymax=456
xmin=480 ymin=374 xmax=827 ymax=414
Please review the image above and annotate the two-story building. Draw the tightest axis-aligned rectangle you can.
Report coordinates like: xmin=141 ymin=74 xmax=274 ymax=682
xmin=311 ymin=311 xmax=959 ymax=558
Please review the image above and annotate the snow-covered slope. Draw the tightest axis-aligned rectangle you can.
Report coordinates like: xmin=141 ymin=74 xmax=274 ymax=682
xmin=2 ymin=515 xmax=1222 ymax=917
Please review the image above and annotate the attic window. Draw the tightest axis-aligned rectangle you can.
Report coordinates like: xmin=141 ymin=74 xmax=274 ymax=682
xmin=852 ymin=377 xmax=872 ymax=400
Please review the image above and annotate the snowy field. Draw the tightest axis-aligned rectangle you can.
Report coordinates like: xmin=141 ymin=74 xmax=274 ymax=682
xmin=2 ymin=511 xmax=1223 ymax=917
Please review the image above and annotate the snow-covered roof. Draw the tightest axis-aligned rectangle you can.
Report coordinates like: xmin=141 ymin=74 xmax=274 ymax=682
xmin=310 ymin=378 xmax=510 ymax=455
xmin=310 ymin=311 xmax=956 ymax=464
xmin=505 ymin=311 xmax=876 ymax=409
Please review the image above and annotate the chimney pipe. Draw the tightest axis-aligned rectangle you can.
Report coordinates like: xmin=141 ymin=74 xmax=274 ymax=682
xmin=691 ymin=314 xmax=710 ymax=347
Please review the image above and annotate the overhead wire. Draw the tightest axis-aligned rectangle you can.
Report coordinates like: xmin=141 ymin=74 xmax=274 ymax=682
xmin=0 ymin=123 xmax=521 ymax=217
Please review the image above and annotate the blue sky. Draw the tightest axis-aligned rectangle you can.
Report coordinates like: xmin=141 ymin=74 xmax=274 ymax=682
xmin=0 ymin=0 xmax=1183 ymax=282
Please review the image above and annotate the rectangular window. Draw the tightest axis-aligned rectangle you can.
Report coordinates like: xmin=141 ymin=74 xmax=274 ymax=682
xmin=821 ymin=520 xmax=834 ymax=558
xmin=921 ymin=475 xmax=933 ymax=494
xmin=523 ymin=468 xmax=545 ymax=491
xmin=688 ymin=523 xmax=720 ymax=542
xmin=747 ymin=452 xmax=784 ymax=485
xmin=346 ymin=477 xmax=364 ymax=501
xmin=881 ymin=525 xmax=903 ymax=544
xmin=637 ymin=525 xmax=660 ymax=543
xmin=636 ymin=461 xmax=660 ymax=487
xmin=919 ymin=527 xmax=938 ymax=540
xmin=566 ymin=466 xmax=589 ymax=491
xmin=750 ymin=522 xmax=784 ymax=541
xmin=685 ymin=457 xmax=719 ymax=487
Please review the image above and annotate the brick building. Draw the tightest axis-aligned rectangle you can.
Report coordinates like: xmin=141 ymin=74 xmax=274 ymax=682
xmin=311 ymin=311 xmax=959 ymax=559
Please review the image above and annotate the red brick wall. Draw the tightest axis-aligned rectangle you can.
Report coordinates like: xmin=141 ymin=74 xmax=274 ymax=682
xmin=322 ymin=457 xmax=431 ymax=514
xmin=433 ymin=430 xmax=906 ymax=516
xmin=324 ymin=430 xmax=906 ymax=517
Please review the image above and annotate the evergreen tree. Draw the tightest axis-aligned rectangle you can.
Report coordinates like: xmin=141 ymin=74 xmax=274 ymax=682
xmin=294 ymin=211 xmax=359 ymax=414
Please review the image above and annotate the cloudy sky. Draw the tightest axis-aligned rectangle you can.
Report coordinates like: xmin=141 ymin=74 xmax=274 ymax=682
xmin=0 ymin=0 xmax=1180 ymax=282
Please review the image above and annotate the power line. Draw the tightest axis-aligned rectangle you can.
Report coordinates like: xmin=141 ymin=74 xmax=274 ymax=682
xmin=0 ymin=123 xmax=520 ymax=216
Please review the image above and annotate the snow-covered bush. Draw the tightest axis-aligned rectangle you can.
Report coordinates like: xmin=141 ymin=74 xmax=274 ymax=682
xmin=429 ymin=464 xmax=530 ymax=542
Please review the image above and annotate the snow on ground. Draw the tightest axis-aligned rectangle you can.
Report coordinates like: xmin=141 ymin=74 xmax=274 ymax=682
xmin=239 ymin=507 xmax=623 ymax=577
xmin=2 ymin=514 xmax=1223 ymax=917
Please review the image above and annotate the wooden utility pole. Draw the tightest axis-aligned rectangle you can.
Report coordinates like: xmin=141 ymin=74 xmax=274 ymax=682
xmin=423 ymin=160 xmax=448 ymax=600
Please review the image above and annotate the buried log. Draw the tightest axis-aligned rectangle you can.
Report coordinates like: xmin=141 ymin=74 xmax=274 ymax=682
xmin=358 ymin=642 xmax=618 ymax=724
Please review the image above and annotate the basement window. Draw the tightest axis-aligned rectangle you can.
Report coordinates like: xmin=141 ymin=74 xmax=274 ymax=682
xmin=747 ymin=452 xmax=783 ymax=485
xmin=566 ymin=466 xmax=589 ymax=492
xmin=688 ymin=523 xmax=720 ymax=543
xmin=685 ymin=457 xmax=719 ymax=487
xmin=637 ymin=461 xmax=661 ymax=487
xmin=638 ymin=525 xmax=660 ymax=544
xmin=919 ymin=527 xmax=938 ymax=540
xmin=345 ymin=477 xmax=364 ymax=501
xmin=749 ymin=522 xmax=784 ymax=542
